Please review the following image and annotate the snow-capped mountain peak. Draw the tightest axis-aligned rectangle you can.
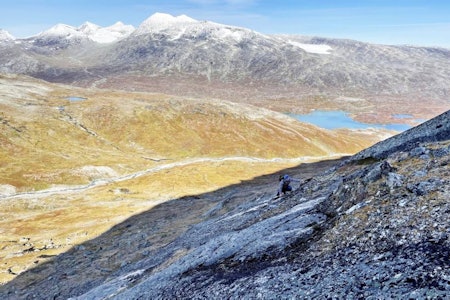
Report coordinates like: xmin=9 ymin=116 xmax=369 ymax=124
xmin=35 ymin=21 xmax=134 ymax=44
xmin=132 ymin=12 xmax=262 ymax=43
xmin=134 ymin=12 xmax=197 ymax=35
xmin=0 ymin=29 xmax=14 ymax=41
xmin=146 ymin=12 xmax=196 ymax=25
xmin=88 ymin=22 xmax=135 ymax=43
xmin=78 ymin=22 xmax=102 ymax=35
xmin=38 ymin=23 xmax=84 ymax=39
xmin=109 ymin=21 xmax=129 ymax=30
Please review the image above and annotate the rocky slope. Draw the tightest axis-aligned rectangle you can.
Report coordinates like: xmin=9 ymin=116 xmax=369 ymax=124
xmin=1 ymin=108 xmax=448 ymax=298
xmin=1 ymin=13 xmax=449 ymax=123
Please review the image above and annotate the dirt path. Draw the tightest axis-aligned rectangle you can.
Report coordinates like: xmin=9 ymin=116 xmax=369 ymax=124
xmin=0 ymin=155 xmax=348 ymax=201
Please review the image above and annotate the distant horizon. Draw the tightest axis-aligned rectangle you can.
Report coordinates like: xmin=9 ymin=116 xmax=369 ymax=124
xmin=1 ymin=1 xmax=449 ymax=48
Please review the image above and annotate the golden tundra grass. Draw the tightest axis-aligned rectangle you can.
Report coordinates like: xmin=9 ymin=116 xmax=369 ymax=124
xmin=0 ymin=75 xmax=387 ymax=283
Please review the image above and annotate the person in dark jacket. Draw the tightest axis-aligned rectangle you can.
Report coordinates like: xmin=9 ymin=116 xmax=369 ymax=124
xmin=276 ymin=174 xmax=300 ymax=197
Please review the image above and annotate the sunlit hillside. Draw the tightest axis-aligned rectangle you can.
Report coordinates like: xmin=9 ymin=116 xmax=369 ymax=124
xmin=0 ymin=74 xmax=389 ymax=283
xmin=0 ymin=74 xmax=387 ymax=192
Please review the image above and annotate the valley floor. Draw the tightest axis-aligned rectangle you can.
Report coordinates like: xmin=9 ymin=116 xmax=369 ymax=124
xmin=0 ymin=155 xmax=341 ymax=285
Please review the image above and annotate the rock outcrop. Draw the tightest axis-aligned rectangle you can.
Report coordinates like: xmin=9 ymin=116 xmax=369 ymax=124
xmin=1 ymin=103 xmax=448 ymax=299
xmin=352 ymin=110 xmax=450 ymax=160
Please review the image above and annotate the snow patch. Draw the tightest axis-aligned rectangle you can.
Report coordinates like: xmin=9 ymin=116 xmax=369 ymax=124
xmin=288 ymin=40 xmax=333 ymax=54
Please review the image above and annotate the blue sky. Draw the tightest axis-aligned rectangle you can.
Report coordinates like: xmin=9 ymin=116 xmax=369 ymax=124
xmin=1 ymin=0 xmax=449 ymax=47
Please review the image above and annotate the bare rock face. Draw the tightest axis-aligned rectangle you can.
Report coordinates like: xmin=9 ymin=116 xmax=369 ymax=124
xmin=1 ymin=105 xmax=448 ymax=298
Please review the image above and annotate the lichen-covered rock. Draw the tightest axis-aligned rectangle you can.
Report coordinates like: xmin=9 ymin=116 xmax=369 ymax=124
xmin=387 ymin=172 xmax=404 ymax=190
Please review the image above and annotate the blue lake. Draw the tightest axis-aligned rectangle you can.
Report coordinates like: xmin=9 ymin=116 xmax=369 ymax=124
xmin=288 ymin=110 xmax=411 ymax=132
xmin=66 ymin=96 xmax=87 ymax=102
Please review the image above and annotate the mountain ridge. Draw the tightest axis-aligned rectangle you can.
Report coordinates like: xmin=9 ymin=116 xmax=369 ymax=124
xmin=1 ymin=12 xmax=448 ymax=126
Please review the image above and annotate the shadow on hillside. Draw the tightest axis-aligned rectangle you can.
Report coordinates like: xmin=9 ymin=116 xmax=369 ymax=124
xmin=0 ymin=157 xmax=346 ymax=299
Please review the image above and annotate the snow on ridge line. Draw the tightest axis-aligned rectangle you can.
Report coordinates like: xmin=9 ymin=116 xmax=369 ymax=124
xmin=37 ymin=21 xmax=135 ymax=43
xmin=39 ymin=23 xmax=81 ymax=37
xmin=88 ymin=22 xmax=135 ymax=43
xmin=134 ymin=12 xmax=198 ymax=35
xmin=23 ymin=12 xmax=257 ymax=43
xmin=132 ymin=12 xmax=267 ymax=43
xmin=288 ymin=40 xmax=333 ymax=54
xmin=0 ymin=29 xmax=15 ymax=41
xmin=149 ymin=12 xmax=197 ymax=24
xmin=0 ymin=154 xmax=350 ymax=201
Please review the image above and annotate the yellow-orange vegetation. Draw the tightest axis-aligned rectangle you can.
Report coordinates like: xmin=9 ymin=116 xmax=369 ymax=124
xmin=0 ymin=74 xmax=389 ymax=283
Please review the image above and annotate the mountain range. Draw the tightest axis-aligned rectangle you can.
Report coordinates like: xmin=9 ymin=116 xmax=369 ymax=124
xmin=1 ymin=13 xmax=449 ymax=125
xmin=33 ymin=21 xmax=135 ymax=45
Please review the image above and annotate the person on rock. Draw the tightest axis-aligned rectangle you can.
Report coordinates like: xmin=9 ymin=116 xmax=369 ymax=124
xmin=276 ymin=174 xmax=300 ymax=197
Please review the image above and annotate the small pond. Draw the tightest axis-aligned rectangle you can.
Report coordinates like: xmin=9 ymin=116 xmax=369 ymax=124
xmin=288 ymin=110 xmax=412 ymax=132
xmin=66 ymin=96 xmax=87 ymax=102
